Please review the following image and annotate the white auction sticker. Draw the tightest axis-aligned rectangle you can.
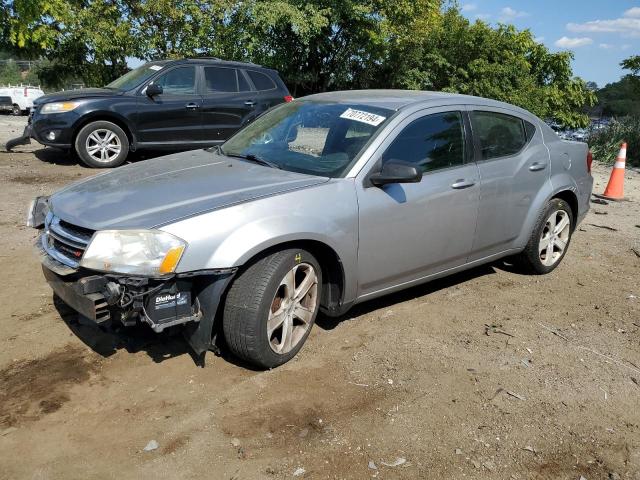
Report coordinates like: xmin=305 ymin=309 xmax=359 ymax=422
xmin=149 ymin=65 xmax=163 ymax=71
xmin=339 ymin=108 xmax=386 ymax=126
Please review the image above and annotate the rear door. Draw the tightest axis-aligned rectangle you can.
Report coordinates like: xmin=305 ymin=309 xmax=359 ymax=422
xmin=200 ymin=66 xmax=257 ymax=142
xmin=136 ymin=65 xmax=203 ymax=144
xmin=245 ymin=69 xmax=286 ymax=112
xmin=468 ymin=108 xmax=550 ymax=260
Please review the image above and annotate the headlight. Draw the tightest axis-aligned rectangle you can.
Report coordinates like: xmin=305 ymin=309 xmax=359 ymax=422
xmin=40 ymin=101 xmax=81 ymax=114
xmin=80 ymin=230 xmax=186 ymax=277
xmin=26 ymin=196 xmax=50 ymax=228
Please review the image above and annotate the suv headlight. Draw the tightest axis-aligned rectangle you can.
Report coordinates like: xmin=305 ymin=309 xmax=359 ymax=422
xmin=80 ymin=230 xmax=186 ymax=277
xmin=40 ymin=101 xmax=82 ymax=114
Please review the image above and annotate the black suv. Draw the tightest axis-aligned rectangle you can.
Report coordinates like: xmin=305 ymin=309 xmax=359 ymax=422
xmin=23 ymin=58 xmax=292 ymax=167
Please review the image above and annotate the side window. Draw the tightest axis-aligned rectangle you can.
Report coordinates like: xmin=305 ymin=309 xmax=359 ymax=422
xmin=471 ymin=111 xmax=527 ymax=160
xmin=153 ymin=66 xmax=196 ymax=95
xmin=247 ymin=70 xmax=276 ymax=91
xmin=382 ymin=111 xmax=465 ymax=173
xmin=525 ymin=120 xmax=536 ymax=141
xmin=204 ymin=67 xmax=238 ymax=93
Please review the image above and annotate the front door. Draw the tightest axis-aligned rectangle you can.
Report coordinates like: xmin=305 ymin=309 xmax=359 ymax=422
xmin=200 ymin=66 xmax=257 ymax=143
xmin=136 ymin=65 xmax=203 ymax=144
xmin=356 ymin=108 xmax=480 ymax=298
xmin=467 ymin=108 xmax=551 ymax=260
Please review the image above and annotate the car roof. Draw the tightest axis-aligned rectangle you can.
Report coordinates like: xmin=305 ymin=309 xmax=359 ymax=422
xmin=302 ymin=89 xmax=533 ymax=116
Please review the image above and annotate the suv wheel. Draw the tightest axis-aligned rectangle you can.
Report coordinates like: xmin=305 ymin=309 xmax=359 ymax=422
xmin=516 ymin=198 xmax=574 ymax=274
xmin=75 ymin=121 xmax=129 ymax=168
xmin=222 ymin=249 xmax=322 ymax=368
xmin=11 ymin=104 xmax=21 ymax=116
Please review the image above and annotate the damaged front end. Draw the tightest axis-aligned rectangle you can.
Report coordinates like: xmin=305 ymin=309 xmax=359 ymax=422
xmin=32 ymin=208 xmax=235 ymax=356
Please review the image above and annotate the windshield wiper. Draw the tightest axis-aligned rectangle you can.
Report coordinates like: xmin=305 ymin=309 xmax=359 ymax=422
xmin=221 ymin=149 xmax=281 ymax=170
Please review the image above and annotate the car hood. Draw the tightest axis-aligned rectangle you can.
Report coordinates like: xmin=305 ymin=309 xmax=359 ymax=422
xmin=50 ymin=150 xmax=329 ymax=230
xmin=34 ymin=88 xmax=123 ymax=105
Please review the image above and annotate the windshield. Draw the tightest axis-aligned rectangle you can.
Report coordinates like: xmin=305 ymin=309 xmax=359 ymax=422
xmin=222 ymin=101 xmax=394 ymax=177
xmin=106 ymin=62 xmax=166 ymax=90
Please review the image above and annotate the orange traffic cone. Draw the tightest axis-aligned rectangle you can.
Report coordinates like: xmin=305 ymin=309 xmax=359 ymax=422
xmin=602 ymin=142 xmax=626 ymax=200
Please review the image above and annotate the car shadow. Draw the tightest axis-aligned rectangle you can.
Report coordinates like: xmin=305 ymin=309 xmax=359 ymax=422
xmin=33 ymin=146 xmax=200 ymax=167
xmin=53 ymin=294 xmax=197 ymax=364
xmin=52 ymin=259 xmax=521 ymax=367
xmin=315 ymin=262 xmax=499 ymax=331
xmin=34 ymin=147 xmax=79 ymax=166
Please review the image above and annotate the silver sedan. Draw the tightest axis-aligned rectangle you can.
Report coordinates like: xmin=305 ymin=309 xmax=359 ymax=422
xmin=29 ymin=90 xmax=593 ymax=368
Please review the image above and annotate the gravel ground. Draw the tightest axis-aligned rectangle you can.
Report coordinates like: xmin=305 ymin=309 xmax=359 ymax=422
xmin=0 ymin=132 xmax=639 ymax=480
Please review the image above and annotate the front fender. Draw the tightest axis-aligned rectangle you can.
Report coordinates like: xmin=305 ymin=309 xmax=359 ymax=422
xmin=71 ymin=102 xmax=138 ymax=144
xmin=161 ymin=179 xmax=360 ymax=303
xmin=213 ymin=216 xmax=346 ymax=267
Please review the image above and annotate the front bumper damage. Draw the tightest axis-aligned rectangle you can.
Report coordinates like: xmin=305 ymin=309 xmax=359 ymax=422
xmin=37 ymin=238 xmax=236 ymax=356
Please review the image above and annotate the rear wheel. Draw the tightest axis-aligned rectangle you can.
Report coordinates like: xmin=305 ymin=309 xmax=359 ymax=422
xmin=222 ymin=249 xmax=321 ymax=368
xmin=74 ymin=121 xmax=129 ymax=168
xmin=11 ymin=104 xmax=20 ymax=116
xmin=515 ymin=198 xmax=573 ymax=274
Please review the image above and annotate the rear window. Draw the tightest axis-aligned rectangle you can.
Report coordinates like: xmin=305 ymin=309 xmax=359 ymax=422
xmin=471 ymin=111 xmax=528 ymax=160
xmin=204 ymin=67 xmax=238 ymax=93
xmin=247 ymin=70 xmax=277 ymax=91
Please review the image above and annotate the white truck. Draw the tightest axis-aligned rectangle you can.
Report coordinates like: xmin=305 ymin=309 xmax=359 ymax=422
xmin=0 ymin=85 xmax=44 ymax=115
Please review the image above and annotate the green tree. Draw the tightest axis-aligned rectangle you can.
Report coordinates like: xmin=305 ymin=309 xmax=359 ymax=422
xmin=0 ymin=59 xmax=22 ymax=84
xmin=382 ymin=9 xmax=595 ymax=127
xmin=2 ymin=0 xmax=594 ymax=125
xmin=620 ymin=55 xmax=640 ymax=76
xmin=5 ymin=0 xmax=134 ymax=86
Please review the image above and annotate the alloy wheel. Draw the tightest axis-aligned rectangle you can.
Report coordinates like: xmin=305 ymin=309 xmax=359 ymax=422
xmin=85 ymin=128 xmax=122 ymax=164
xmin=267 ymin=263 xmax=318 ymax=354
xmin=539 ymin=209 xmax=571 ymax=266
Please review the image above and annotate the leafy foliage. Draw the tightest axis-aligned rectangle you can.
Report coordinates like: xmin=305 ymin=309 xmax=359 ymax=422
xmin=0 ymin=59 xmax=22 ymax=84
xmin=380 ymin=10 xmax=595 ymax=127
xmin=1 ymin=0 xmax=595 ymax=125
xmin=596 ymin=76 xmax=640 ymax=117
xmin=589 ymin=117 xmax=640 ymax=168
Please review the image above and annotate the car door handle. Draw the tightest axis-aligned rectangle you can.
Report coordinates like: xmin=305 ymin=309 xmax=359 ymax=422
xmin=450 ymin=179 xmax=476 ymax=189
xmin=529 ymin=162 xmax=547 ymax=171
xmin=244 ymin=100 xmax=256 ymax=107
xmin=185 ymin=102 xmax=200 ymax=110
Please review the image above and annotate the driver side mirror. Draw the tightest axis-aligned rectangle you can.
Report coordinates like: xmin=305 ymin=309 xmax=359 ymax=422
xmin=146 ymin=83 xmax=163 ymax=97
xmin=369 ymin=160 xmax=422 ymax=187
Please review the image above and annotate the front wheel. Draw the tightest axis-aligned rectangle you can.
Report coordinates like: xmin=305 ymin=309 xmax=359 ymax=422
xmin=515 ymin=198 xmax=574 ymax=274
xmin=11 ymin=104 xmax=21 ymax=116
xmin=74 ymin=120 xmax=129 ymax=168
xmin=222 ymin=249 xmax=322 ymax=368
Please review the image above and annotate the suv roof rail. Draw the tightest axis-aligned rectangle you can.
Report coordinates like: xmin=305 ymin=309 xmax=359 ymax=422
xmin=184 ymin=57 xmax=264 ymax=68
xmin=187 ymin=56 xmax=221 ymax=60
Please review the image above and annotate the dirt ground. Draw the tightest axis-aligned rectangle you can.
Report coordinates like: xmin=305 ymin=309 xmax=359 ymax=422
xmin=0 ymin=115 xmax=639 ymax=480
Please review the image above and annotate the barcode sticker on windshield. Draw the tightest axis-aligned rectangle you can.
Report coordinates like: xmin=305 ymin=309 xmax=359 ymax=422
xmin=340 ymin=108 xmax=386 ymax=126
xmin=149 ymin=65 xmax=163 ymax=71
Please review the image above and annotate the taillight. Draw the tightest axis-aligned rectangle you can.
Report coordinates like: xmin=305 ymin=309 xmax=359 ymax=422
xmin=24 ymin=87 xmax=28 ymax=97
xmin=586 ymin=150 xmax=593 ymax=174
xmin=284 ymin=95 xmax=294 ymax=103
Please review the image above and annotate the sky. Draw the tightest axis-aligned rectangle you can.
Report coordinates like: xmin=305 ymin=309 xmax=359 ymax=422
xmin=458 ymin=0 xmax=640 ymax=87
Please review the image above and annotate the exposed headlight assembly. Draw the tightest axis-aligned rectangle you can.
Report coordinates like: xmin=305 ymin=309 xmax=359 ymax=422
xmin=40 ymin=101 xmax=82 ymax=114
xmin=80 ymin=230 xmax=186 ymax=277
xmin=26 ymin=196 xmax=50 ymax=228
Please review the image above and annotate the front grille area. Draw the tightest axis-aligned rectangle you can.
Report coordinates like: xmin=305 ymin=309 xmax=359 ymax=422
xmin=43 ymin=214 xmax=94 ymax=269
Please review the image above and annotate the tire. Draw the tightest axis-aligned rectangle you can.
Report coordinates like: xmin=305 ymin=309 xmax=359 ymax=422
xmin=11 ymin=104 xmax=20 ymax=116
xmin=74 ymin=121 xmax=129 ymax=168
xmin=222 ymin=249 xmax=322 ymax=368
xmin=515 ymin=198 xmax=574 ymax=274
